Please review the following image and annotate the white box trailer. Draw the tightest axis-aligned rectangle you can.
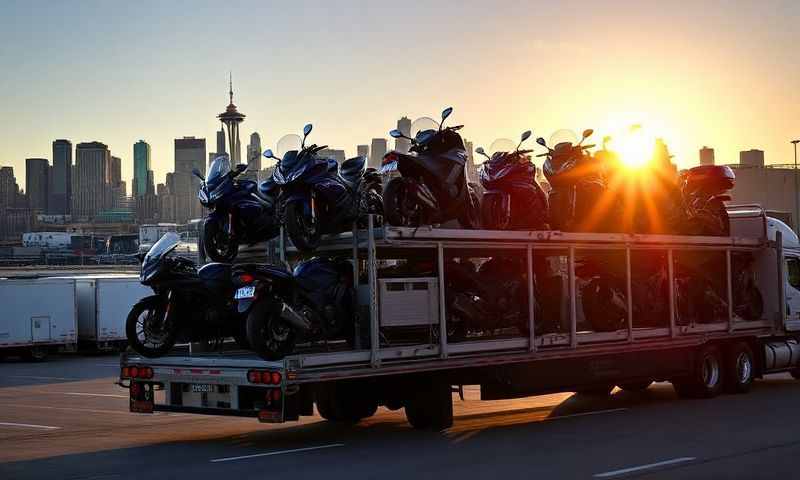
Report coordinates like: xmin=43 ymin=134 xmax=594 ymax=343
xmin=74 ymin=275 xmax=150 ymax=350
xmin=0 ymin=277 xmax=78 ymax=360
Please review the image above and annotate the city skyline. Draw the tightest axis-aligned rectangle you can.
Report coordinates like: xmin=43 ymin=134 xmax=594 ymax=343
xmin=1 ymin=1 xmax=798 ymax=186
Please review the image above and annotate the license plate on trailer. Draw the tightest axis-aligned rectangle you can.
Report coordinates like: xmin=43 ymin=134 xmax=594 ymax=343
xmin=380 ymin=161 xmax=398 ymax=174
xmin=191 ymin=384 xmax=214 ymax=393
xmin=235 ymin=286 xmax=255 ymax=299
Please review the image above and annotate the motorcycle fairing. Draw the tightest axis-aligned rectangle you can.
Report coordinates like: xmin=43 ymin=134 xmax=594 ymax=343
xmin=339 ymin=156 xmax=367 ymax=189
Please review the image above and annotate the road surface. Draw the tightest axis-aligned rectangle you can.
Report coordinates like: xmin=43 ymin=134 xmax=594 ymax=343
xmin=0 ymin=354 xmax=797 ymax=479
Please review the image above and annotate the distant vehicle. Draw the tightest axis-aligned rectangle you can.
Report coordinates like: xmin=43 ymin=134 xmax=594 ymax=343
xmin=70 ymin=235 xmax=107 ymax=256
xmin=138 ymin=224 xmax=178 ymax=252
xmin=106 ymin=234 xmax=139 ymax=255
xmin=75 ymin=275 xmax=151 ymax=350
xmin=22 ymin=232 xmax=72 ymax=250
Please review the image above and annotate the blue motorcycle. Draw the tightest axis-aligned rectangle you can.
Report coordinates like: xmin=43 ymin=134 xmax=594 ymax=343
xmin=193 ymin=155 xmax=280 ymax=262
xmin=265 ymin=124 xmax=382 ymax=252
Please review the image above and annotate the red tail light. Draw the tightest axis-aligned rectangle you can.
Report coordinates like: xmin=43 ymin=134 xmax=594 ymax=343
xmin=122 ymin=367 xmax=130 ymax=378
xmin=247 ymin=369 xmax=283 ymax=385
xmin=271 ymin=372 xmax=281 ymax=385
xmin=239 ymin=273 xmax=255 ymax=284
xmin=247 ymin=370 xmax=261 ymax=383
xmin=272 ymin=389 xmax=282 ymax=401
xmin=129 ymin=366 xmax=139 ymax=378
xmin=261 ymin=371 xmax=272 ymax=384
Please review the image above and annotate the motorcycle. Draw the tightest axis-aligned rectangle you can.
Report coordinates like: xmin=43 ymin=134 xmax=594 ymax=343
xmin=382 ymin=107 xmax=480 ymax=229
xmin=477 ymin=130 xmax=549 ymax=230
xmin=125 ymin=232 xmax=245 ymax=357
xmin=678 ymin=165 xmax=734 ymax=236
xmin=538 ymin=129 xmax=603 ymax=232
xmin=195 ymin=155 xmax=280 ymax=262
xmin=267 ymin=124 xmax=383 ymax=253
xmin=232 ymin=257 xmax=355 ymax=360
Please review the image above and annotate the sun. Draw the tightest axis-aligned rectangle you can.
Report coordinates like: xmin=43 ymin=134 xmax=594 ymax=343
xmin=608 ymin=124 xmax=653 ymax=169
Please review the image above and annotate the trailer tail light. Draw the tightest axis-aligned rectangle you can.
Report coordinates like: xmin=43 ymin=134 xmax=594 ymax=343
xmin=121 ymin=366 xmax=153 ymax=380
xmin=271 ymin=389 xmax=281 ymax=401
xmin=129 ymin=366 xmax=139 ymax=378
xmin=247 ymin=369 xmax=283 ymax=385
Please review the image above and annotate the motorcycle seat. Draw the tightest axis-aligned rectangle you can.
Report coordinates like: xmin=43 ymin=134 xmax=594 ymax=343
xmin=257 ymin=177 xmax=279 ymax=199
xmin=339 ymin=156 xmax=367 ymax=189
xmin=232 ymin=263 xmax=293 ymax=280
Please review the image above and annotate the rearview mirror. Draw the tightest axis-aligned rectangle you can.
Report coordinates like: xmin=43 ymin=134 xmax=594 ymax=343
xmin=263 ymin=149 xmax=277 ymax=159
xmin=536 ymin=137 xmax=547 ymax=147
xmin=476 ymin=147 xmax=490 ymax=160
xmin=303 ymin=124 xmax=313 ymax=136
xmin=389 ymin=129 xmax=403 ymax=139
xmin=191 ymin=168 xmax=204 ymax=181
xmin=520 ymin=130 xmax=532 ymax=143
xmin=582 ymin=129 xmax=594 ymax=139
xmin=440 ymin=107 xmax=453 ymax=127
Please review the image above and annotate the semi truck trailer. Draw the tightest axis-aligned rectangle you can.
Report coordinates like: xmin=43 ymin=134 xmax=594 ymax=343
xmin=120 ymin=206 xmax=800 ymax=429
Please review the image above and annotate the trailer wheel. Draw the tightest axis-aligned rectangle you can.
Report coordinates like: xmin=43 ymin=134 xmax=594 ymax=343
xmin=617 ymin=381 xmax=653 ymax=392
xmin=23 ymin=346 xmax=48 ymax=362
xmin=404 ymin=380 xmax=453 ymax=430
xmin=673 ymin=345 xmax=724 ymax=398
xmin=724 ymin=342 xmax=755 ymax=394
xmin=316 ymin=383 xmax=377 ymax=424
xmin=575 ymin=384 xmax=614 ymax=396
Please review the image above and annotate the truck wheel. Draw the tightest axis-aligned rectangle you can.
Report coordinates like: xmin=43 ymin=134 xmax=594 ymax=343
xmin=23 ymin=346 xmax=48 ymax=362
xmin=316 ymin=383 xmax=377 ymax=423
xmin=673 ymin=345 xmax=724 ymax=398
xmin=617 ymin=381 xmax=653 ymax=392
xmin=724 ymin=342 xmax=755 ymax=394
xmin=576 ymin=384 xmax=615 ymax=396
xmin=404 ymin=380 xmax=453 ymax=430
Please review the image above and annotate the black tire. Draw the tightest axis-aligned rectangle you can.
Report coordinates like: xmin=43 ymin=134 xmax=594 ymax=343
xmin=383 ymin=177 xmax=418 ymax=227
xmin=458 ymin=188 xmax=481 ymax=229
xmin=576 ymin=384 xmax=615 ymax=396
xmin=618 ymin=381 xmax=653 ymax=392
xmin=673 ymin=345 xmax=724 ymax=398
xmin=203 ymin=217 xmax=238 ymax=263
xmin=480 ymin=194 xmax=502 ymax=230
xmin=285 ymin=200 xmax=321 ymax=253
xmin=246 ymin=300 xmax=296 ymax=361
xmin=404 ymin=380 xmax=453 ymax=430
xmin=724 ymin=342 xmax=755 ymax=394
xmin=23 ymin=346 xmax=48 ymax=362
xmin=316 ymin=383 xmax=377 ymax=423
xmin=125 ymin=296 xmax=177 ymax=358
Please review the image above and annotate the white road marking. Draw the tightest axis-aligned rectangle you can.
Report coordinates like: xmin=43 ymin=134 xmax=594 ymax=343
xmin=210 ymin=443 xmax=345 ymax=463
xmin=0 ymin=403 xmax=190 ymax=417
xmin=545 ymin=408 xmax=628 ymax=422
xmin=0 ymin=421 xmax=61 ymax=430
xmin=63 ymin=392 xmax=127 ymax=398
xmin=594 ymin=457 xmax=696 ymax=478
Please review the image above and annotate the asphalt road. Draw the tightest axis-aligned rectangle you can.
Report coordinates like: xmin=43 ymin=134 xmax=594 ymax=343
xmin=1 ymin=354 xmax=799 ymax=480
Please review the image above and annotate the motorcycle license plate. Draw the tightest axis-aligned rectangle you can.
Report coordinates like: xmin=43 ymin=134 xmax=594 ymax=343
xmin=380 ymin=161 xmax=398 ymax=174
xmin=235 ymin=286 xmax=255 ymax=299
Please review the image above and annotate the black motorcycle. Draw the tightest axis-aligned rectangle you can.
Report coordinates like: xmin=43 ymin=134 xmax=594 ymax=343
xmin=538 ymin=129 xmax=603 ymax=232
xmin=678 ymin=165 xmax=735 ymax=236
xmin=194 ymin=155 xmax=280 ymax=263
xmin=382 ymin=107 xmax=480 ymax=229
xmin=266 ymin=124 xmax=383 ymax=252
xmin=232 ymin=256 xmax=354 ymax=360
xmin=477 ymin=130 xmax=549 ymax=230
xmin=125 ymin=232 xmax=245 ymax=357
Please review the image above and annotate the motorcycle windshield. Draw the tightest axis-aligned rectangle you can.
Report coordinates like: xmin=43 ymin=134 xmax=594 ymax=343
xmin=141 ymin=232 xmax=180 ymax=281
xmin=274 ymin=150 xmax=305 ymax=184
xmin=207 ymin=156 xmax=232 ymax=189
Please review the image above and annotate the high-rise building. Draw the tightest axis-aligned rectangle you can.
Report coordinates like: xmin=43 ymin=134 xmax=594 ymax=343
xmin=245 ymin=132 xmax=262 ymax=181
xmin=357 ymin=145 xmax=369 ymax=159
xmin=319 ymin=148 xmax=346 ymax=163
xmin=740 ymin=149 xmax=765 ymax=168
xmin=216 ymin=127 xmax=226 ymax=154
xmin=0 ymin=166 xmax=20 ymax=207
xmin=174 ymin=136 xmax=207 ymax=223
xmin=73 ymin=142 xmax=113 ymax=219
xmin=218 ymin=75 xmax=245 ymax=164
xmin=110 ymin=155 xmax=127 ymax=208
xmin=463 ymin=140 xmax=478 ymax=184
xmin=25 ymin=158 xmax=49 ymax=211
xmin=369 ymin=138 xmax=387 ymax=169
xmin=699 ymin=146 xmax=715 ymax=166
xmin=133 ymin=140 xmax=152 ymax=197
xmin=395 ymin=116 xmax=412 ymax=153
xmin=50 ymin=139 xmax=72 ymax=214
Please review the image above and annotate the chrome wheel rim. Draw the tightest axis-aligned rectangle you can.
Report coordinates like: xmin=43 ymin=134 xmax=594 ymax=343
xmin=702 ymin=354 xmax=720 ymax=388
xmin=736 ymin=352 xmax=752 ymax=384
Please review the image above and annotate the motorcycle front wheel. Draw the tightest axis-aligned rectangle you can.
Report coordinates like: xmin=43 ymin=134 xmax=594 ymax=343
xmin=286 ymin=200 xmax=322 ymax=253
xmin=125 ymin=296 xmax=178 ymax=358
xmin=246 ymin=301 xmax=297 ymax=361
xmin=458 ymin=187 xmax=481 ymax=229
xmin=383 ymin=177 xmax=420 ymax=227
xmin=203 ymin=216 xmax=238 ymax=262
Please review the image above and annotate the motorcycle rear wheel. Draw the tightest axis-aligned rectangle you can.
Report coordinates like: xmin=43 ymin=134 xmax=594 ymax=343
xmin=285 ymin=200 xmax=322 ymax=253
xmin=203 ymin=217 xmax=238 ymax=263
xmin=125 ymin=296 xmax=177 ymax=358
xmin=246 ymin=301 xmax=296 ymax=361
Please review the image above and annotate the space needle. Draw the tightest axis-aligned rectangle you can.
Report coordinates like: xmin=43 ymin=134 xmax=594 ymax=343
xmin=217 ymin=73 xmax=246 ymax=164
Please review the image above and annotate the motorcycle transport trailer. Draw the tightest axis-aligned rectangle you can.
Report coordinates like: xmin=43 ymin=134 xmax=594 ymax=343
xmin=119 ymin=205 xmax=800 ymax=429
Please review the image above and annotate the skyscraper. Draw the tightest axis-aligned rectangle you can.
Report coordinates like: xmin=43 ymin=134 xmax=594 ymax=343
xmin=174 ymin=136 xmax=207 ymax=223
xmin=245 ymin=132 xmax=262 ymax=181
xmin=110 ymin=155 xmax=126 ymax=208
xmin=216 ymin=127 xmax=226 ymax=155
xmin=0 ymin=166 xmax=19 ymax=208
xmin=699 ymin=146 xmax=715 ymax=166
xmin=319 ymin=148 xmax=346 ymax=163
xmin=369 ymin=138 xmax=387 ymax=169
xmin=740 ymin=149 xmax=765 ymax=168
xmin=50 ymin=139 xmax=72 ymax=214
xmin=395 ymin=116 xmax=412 ymax=154
xmin=218 ymin=75 xmax=245 ymax=164
xmin=73 ymin=142 xmax=113 ymax=219
xmin=357 ymin=145 xmax=369 ymax=159
xmin=133 ymin=140 xmax=152 ymax=197
xmin=25 ymin=158 xmax=49 ymax=211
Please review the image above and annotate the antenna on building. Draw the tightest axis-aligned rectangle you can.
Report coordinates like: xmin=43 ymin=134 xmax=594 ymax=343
xmin=229 ymin=72 xmax=233 ymax=105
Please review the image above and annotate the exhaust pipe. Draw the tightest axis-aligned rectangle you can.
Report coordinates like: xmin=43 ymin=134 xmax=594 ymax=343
xmin=279 ymin=303 xmax=311 ymax=331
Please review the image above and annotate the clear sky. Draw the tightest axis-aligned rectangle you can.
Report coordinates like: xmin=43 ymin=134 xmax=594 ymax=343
xmin=1 ymin=0 xmax=798 ymax=190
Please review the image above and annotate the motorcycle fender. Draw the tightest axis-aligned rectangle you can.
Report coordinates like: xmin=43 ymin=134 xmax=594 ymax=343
xmin=237 ymin=297 xmax=254 ymax=314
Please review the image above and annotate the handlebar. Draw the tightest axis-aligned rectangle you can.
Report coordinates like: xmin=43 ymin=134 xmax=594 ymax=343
xmin=536 ymin=153 xmax=549 ymax=158
xmin=582 ymin=144 xmax=596 ymax=150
